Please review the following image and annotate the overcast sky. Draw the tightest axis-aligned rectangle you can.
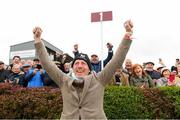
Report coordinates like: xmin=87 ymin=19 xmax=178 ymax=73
xmin=0 ymin=0 xmax=180 ymax=68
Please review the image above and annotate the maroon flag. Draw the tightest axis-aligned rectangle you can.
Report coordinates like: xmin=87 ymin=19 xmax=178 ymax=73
xmin=102 ymin=11 xmax=112 ymax=21
xmin=91 ymin=11 xmax=113 ymax=22
xmin=91 ymin=12 xmax=101 ymax=22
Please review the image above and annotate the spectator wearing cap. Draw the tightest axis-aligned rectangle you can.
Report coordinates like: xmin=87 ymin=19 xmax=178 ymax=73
xmin=157 ymin=67 xmax=176 ymax=87
xmin=0 ymin=61 xmax=10 ymax=83
xmin=90 ymin=42 xmax=113 ymax=73
xmin=72 ymin=44 xmax=79 ymax=58
xmin=73 ymin=43 xmax=113 ymax=73
xmin=32 ymin=19 xmax=133 ymax=119
xmin=145 ymin=61 xmax=161 ymax=85
xmin=156 ymin=65 xmax=164 ymax=74
xmin=25 ymin=58 xmax=46 ymax=87
xmin=22 ymin=63 xmax=31 ymax=73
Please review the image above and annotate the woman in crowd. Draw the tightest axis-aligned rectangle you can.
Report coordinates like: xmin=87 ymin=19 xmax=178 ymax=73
xmin=130 ymin=64 xmax=154 ymax=88
xmin=157 ymin=67 xmax=176 ymax=87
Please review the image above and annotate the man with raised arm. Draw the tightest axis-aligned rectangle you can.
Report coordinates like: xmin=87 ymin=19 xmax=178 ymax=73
xmin=33 ymin=20 xmax=133 ymax=119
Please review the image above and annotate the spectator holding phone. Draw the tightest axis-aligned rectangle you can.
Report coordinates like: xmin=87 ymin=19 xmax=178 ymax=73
xmin=157 ymin=67 xmax=176 ymax=87
xmin=25 ymin=58 xmax=45 ymax=87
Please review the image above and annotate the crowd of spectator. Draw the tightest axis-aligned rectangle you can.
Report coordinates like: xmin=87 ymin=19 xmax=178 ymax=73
xmin=1 ymin=53 xmax=180 ymax=88
xmin=110 ymin=58 xmax=180 ymax=87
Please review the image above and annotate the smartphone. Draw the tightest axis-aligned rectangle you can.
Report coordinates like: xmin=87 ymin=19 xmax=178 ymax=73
xmin=169 ymin=74 xmax=175 ymax=82
xmin=36 ymin=64 xmax=42 ymax=69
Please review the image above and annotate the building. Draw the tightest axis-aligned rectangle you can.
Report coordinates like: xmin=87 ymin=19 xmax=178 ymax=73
xmin=9 ymin=39 xmax=73 ymax=64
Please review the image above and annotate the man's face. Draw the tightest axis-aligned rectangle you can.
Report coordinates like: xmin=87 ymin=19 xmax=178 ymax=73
xmin=73 ymin=60 xmax=90 ymax=78
xmin=91 ymin=55 xmax=99 ymax=63
xmin=125 ymin=59 xmax=132 ymax=69
xmin=146 ymin=63 xmax=154 ymax=71
xmin=176 ymin=59 xmax=179 ymax=63
xmin=13 ymin=57 xmax=21 ymax=64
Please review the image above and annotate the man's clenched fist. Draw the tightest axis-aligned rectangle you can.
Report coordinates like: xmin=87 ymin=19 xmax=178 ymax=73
xmin=33 ymin=27 xmax=43 ymax=43
xmin=124 ymin=20 xmax=133 ymax=33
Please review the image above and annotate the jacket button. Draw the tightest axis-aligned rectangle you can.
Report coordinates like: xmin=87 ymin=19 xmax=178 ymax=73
xmin=79 ymin=106 xmax=81 ymax=109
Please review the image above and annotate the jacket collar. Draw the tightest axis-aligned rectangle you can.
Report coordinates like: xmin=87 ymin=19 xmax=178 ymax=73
xmin=67 ymin=72 xmax=92 ymax=103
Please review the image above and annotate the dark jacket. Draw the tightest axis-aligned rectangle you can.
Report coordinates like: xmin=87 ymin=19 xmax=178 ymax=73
xmin=43 ymin=73 xmax=59 ymax=88
xmin=0 ymin=69 xmax=10 ymax=83
xmin=146 ymin=70 xmax=161 ymax=80
xmin=91 ymin=51 xmax=113 ymax=73
xmin=8 ymin=72 xmax=25 ymax=86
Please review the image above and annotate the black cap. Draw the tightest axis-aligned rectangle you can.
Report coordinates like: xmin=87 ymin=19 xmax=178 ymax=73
xmin=0 ymin=61 xmax=4 ymax=64
xmin=71 ymin=53 xmax=92 ymax=71
xmin=145 ymin=62 xmax=155 ymax=66
xmin=91 ymin=54 xmax=98 ymax=57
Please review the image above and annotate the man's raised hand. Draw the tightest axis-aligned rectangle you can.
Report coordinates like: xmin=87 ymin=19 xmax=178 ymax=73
xmin=33 ymin=27 xmax=43 ymax=43
xmin=123 ymin=20 xmax=134 ymax=40
xmin=73 ymin=44 xmax=79 ymax=53
xmin=106 ymin=42 xmax=113 ymax=51
xmin=124 ymin=20 xmax=133 ymax=33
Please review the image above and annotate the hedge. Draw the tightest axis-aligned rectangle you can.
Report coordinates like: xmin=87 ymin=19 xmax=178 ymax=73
xmin=104 ymin=86 xmax=178 ymax=119
xmin=0 ymin=83 xmax=179 ymax=119
xmin=0 ymin=83 xmax=62 ymax=119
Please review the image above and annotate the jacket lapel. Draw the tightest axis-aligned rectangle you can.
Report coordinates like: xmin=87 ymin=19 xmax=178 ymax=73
xmin=79 ymin=75 xmax=92 ymax=104
xmin=67 ymin=80 xmax=79 ymax=101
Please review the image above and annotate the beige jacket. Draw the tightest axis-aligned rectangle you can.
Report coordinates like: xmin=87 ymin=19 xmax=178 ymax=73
xmin=35 ymin=38 xmax=132 ymax=119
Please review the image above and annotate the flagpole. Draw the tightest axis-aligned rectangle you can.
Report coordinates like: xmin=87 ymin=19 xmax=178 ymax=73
xmin=91 ymin=11 xmax=113 ymax=71
xmin=100 ymin=12 xmax=104 ymax=71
